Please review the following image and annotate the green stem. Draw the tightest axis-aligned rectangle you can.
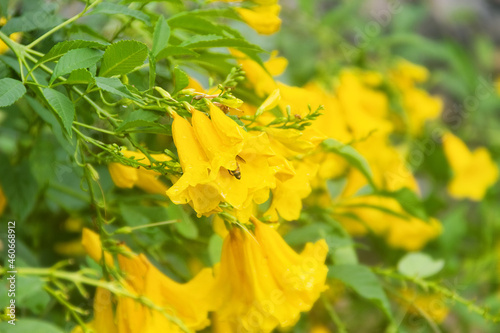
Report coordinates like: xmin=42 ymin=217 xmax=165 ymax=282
xmin=321 ymin=295 xmax=347 ymax=333
xmin=73 ymin=121 xmax=119 ymax=136
xmin=27 ymin=0 xmax=103 ymax=49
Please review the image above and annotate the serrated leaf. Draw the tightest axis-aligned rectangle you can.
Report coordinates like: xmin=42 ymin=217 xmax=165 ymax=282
xmin=65 ymin=68 xmax=95 ymax=85
xmin=168 ymin=14 xmax=227 ymax=36
xmin=99 ymin=40 xmax=148 ymax=77
xmin=0 ymin=78 xmax=26 ymax=107
xmin=180 ymin=35 xmax=264 ymax=52
xmin=38 ymin=40 xmax=108 ymax=65
xmin=94 ymin=77 xmax=141 ymax=102
xmin=42 ymin=88 xmax=75 ymax=136
xmin=322 ymin=138 xmax=376 ymax=189
xmin=173 ymin=67 xmax=189 ymax=93
xmin=398 ymin=253 xmax=445 ymax=278
xmin=93 ymin=2 xmax=151 ymax=25
xmin=156 ymin=46 xmax=199 ymax=60
xmin=50 ymin=48 xmax=102 ymax=84
xmin=116 ymin=109 xmax=159 ymax=132
xmin=152 ymin=15 xmax=170 ymax=56
xmin=1 ymin=9 xmax=61 ymax=34
xmin=329 ymin=264 xmax=393 ymax=320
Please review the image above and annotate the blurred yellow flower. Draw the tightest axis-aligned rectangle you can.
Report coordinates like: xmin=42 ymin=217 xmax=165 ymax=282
xmin=398 ymin=288 xmax=449 ymax=324
xmin=211 ymin=218 xmax=328 ymax=332
xmin=77 ymin=228 xmax=214 ymax=332
xmin=0 ymin=17 xmax=22 ymax=55
xmin=108 ymin=150 xmax=170 ymax=195
xmin=442 ymin=132 xmax=499 ymax=200
xmin=236 ymin=5 xmax=281 ymax=35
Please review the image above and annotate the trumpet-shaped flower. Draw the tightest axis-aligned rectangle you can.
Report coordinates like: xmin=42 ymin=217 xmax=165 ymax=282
xmin=443 ymin=132 xmax=499 ymax=200
xmin=210 ymin=218 xmax=328 ymax=332
xmin=75 ymin=228 xmax=213 ymax=333
xmin=108 ymin=150 xmax=170 ymax=195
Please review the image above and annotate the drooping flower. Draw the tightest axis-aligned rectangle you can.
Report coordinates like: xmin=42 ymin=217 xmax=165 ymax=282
xmin=442 ymin=132 xmax=499 ymax=200
xmin=210 ymin=218 xmax=328 ymax=332
xmin=108 ymin=150 xmax=170 ymax=195
xmin=74 ymin=228 xmax=214 ymax=333
xmin=236 ymin=5 xmax=281 ymax=35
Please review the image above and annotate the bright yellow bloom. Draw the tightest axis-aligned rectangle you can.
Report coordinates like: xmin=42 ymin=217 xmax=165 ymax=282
xmin=236 ymin=5 xmax=281 ymax=35
xmin=442 ymin=132 xmax=499 ymax=200
xmin=398 ymin=288 xmax=449 ymax=323
xmin=0 ymin=186 xmax=6 ymax=216
xmin=76 ymin=228 xmax=213 ymax=332
xmin=211 ymin=218 xmax=328 ymax=332
xmin=108 ymin=150 xmax=170 ymax=195
xmin=334 ymin=195 xmax=441 ymax=251
xmin=0 ymin=18 xmax=22 ymax=55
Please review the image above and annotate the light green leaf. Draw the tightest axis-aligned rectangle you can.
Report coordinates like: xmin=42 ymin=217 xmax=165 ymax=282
xmin=93 ymin=2 xmax=151 ymax=25
xmin=0 ymin=319 xmax=65 ymax=333
xmin=65 ymin=68 xmax=95 ymax=85
xmin=322 ymin=138 xmax=376 ymax=189
xmin=173 ymin=67 xmax=189 ymax=93
xmin=0 ymin=78 xmax=26 ymax=107
xmin=42 ymin=88 xmax=75 ymax=136
xmin=156 ymin=46 xmax=199 ymax=60
xmin=379 ymin=187 xmax=428 ymax=221
xmin=99 ymin=40 xmax=148 ymax=77
xmin=329 ymin=264 xmax=393 ymax=320
xmin=168 ymin=14 xmax=226 ymax=36
xmin=38 ymin=40 xmax=108 ymax=65
xmin=1 ymin=9 xmax=61 ymax=34
xmin=50 ymin=48 xmax=102 ymax=84
xmin=166 ymin=205 xmax=199 ymax=239
xmin=94 ymin=77 xmax=140 ymax=102
xmin=116 ymin=109 xmax=160 ymax=132
xmin=181 ymin=35 xmax=264 ymax=52
xmin=152 ymin=15 xmax=170 ymax=56
xmin=398 ymin=252 xmax=445 ymax=278
xmin=208 ymin=234 xmax=224 ymax=265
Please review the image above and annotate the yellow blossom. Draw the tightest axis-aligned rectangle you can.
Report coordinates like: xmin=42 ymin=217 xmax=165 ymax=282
xmin=211 ymin=218 xmax=328 ymax=332
xmin=0 ymin=18 xmax=22 ymax=55
xmin=108 ymin=150 xmax=170 ymax=195
xmin=76 ymin=228 xmax=214 ymax=332
xmin=236 ymin=5 xmax=281 ymax=35
xmin=442 ymin=132 xmax=499 ymax=200
xmin=398 ymin=288 xmax=449 ymax=323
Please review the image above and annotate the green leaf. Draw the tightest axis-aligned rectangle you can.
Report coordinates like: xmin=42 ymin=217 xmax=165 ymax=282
xmin=0 ymin=157 xmax=39 ymax=221
xmin=329 ymin=264 xmax=392 ymax=320
xmin=208 ymin=234 xmax=224 ymax=265
xmin=397 ymin=252 xmax=445 ymax=278
xmin=180 ymin=35 xmax=264 ymax=52
xmin=37 ymin=40 xmax=108 ymax=65
xmin=152 ymin=15 xmax=170 ymax=56
xmin=168 ymin=14 xmax=226 ymax=36
xmin=94 ymin=77 xmax=141 ymax=102
xmin=50 ymin=48 xmax=102 ymax=84
xmin=99 ymin=40 xmax=148 ymax=77
xmin=0 ymin=319 xmax=65 ymax=333
xmin=116 ymin=109 xmax=160 ymax=132
xmin=322 ymin=138 xmax=376 ymax=189
xmin=156 ymin=46 xmax=199 ymax=60
xmin=42 ymin=88 xmax=75 ymax=136
xmin=16 ymin=276 xmax=51 ymax=314
xmin=379 ymin=187 xmax=428 ymax=221
xmin=149 ymin=51 xmax=156 ymax=89
xmin=1 ymin=9 xmax=62 ymax=34
xmin=93 ymin=2 xmax=151 ymax=25
xmin=65 ymin=68 xmax=95 ymax=85
xmin=166 ymin=205 xmax=198 ymax=239
xmin=173 ymin=67 xmax=189 ymax=93
xmin=0 ymin=78 xmax=26 ymax=107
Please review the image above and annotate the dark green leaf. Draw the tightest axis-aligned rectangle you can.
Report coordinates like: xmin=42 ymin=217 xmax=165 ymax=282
xmin=152 ymin=15 xmax=170 ymax=56
xmin=173 ymin=67 xmax=189 ymax=93
xmin=99 ymin=40 xmax=148 ymax=77
xmin=0 ymin=78 xmax=26 ymax=107
xmin=50 ymin=48 xmax=102 ymax=84
xmin=42 ymin=88 xmax=75 ymax=136
xmin=322 ymin=138 xmax=376 ymax=189
xmin=168 ymin=14 xmax=226 ymax=36
xmin=116 ymin=109 xmax=160 ymax=132
xmin=93 ymin=2 xmax=151 ymax=25
xmin=329 ymin=264 xmax=393 ymax=320
xmin=94 ymin=77 xmax=141 ymax=102
xmin=65 ymin=68 xmax=95 ymax=85
xmin=37 ymin=40 xmax=108 ymax=65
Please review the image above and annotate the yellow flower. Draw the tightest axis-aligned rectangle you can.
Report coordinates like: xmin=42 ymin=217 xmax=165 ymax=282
xmin=76 ymin=228 xmax=214 ymax=332
xmin=108 ymin=150 xmax=170 ymax=195
xmin=236 ymin=5 xmax=281 ymax=35
xmin=442 ymin=132 xmax=499 ymax=200
xmin=398 ymin=288 xmax=449 ymax=324
xmin=211 ymin=218 xmax=328 ymax=332
xmin=0 ymin=186 xmax=6 ymax=216
xmin=0 ymin=18 xmax=22 ymax=55
xmin=334 ymin=195 xmax=441 ymax=251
